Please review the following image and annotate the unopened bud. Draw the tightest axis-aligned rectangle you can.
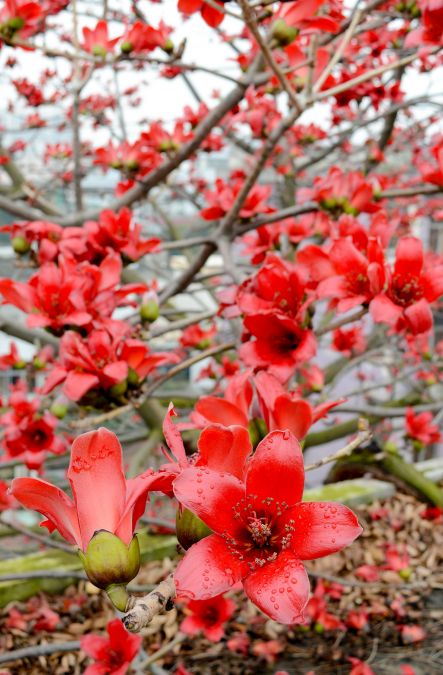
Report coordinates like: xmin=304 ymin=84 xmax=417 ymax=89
xmin=271 ymin=19 xmax=298 ymax=47
xmin=11 ymin=236 xmax=30 ymax=255
xmin=50 ymin=402 xmax=68 ymax=419
xmin=176 ymin=508 xmax=212 ymax=550
xmin=140 ymin=300 xmax=160 ymax=323
xmin=110 ymin=379 xmax=128 ymax=398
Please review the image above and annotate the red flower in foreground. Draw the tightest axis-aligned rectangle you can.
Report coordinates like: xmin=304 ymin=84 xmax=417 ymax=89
xmin=0 ymin=0 xmax=42 ymax=43
xmin=180 ymin=594 xmax=236 ymax=641
xmin=173 ymin=430 xmax=362 ymax=623
xmin=81 ymin=618 xmax=142 ymax=675
xmin=10 ymin=427 xmax=160 ymax=551
xmin=177 ymin=0 xmax=225 ymax=28
xmin=370 ymin=237 xmax=443 ymax=335
xmin=405 ymin=406 xmax=441 ymax=447
xmin=84 ymin=208 xmax=160 ymax=263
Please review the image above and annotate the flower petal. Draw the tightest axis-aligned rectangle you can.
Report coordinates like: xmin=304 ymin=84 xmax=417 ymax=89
xmin=175 ymin=534 xmax=244 ymax=600
xmin=10 ymin=477 xmax=81 ymax=547
xmin=173 ymin=467 xmax=244 ymax=537
xmin=289 ymin=502 xmax=362 ymax=560
xmin=197 ymin=425 xmax=252 ymax=479
xmin=67 ymin=428 xmax=127 ymax=550
xmin=394 ymin=237 xmax=423 ymax=278
xmin=195 ymin=397 xmax=249 ymax=427
xmin=63 ymin=372 xmax=99 ymax=401
xmin=243 ymin=551 xmax=309 ymax=624
xmin=245 ymin=430 xmax=304 ymax=506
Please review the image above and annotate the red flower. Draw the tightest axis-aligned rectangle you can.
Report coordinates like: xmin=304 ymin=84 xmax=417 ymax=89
xmin=201 ymin=178 xmax=273 ymax=221
xmin=1 ymin=384 xmax=65 ymax=470
xmin=81 ymin=618 xmax=142 ymax=675
xmin=81 ymin=20 xmax=120 ymax=57
xmin=370 ymin=237 xmax=443 ymax=335
xmin=42 ymin=325 xmax=176 ymax=402
xmin=177 ymin=0 xmax=225 ymax=28
xmin=10 ymin=427 xmax=161 ymax=551
xmin=398 ymin=624 xmax=426 ymax=644
xmin=0 ymin=254 xmax=146 ymax=334
xmin=273 ymin=0 xmax=339 ymax=41
xmin=236 ymin=254 xmax=310 ymax=319
xmin=254 ymin=372 xmax=343 ymax=439
xmin=300 ymin=237 xmax=385 ymax=313
xmin=309 ymin=167 xmax=379 ymax=216
xmin=120 ymin=20 xmax=171 ymax=54
xmin=0 ymin=480 xmax=16 ymax=511
xmin=239 ymin=312 xmax=317 ymax=382
xmin=405 ymin=406 xmax=441 ymax=446
xmin=173 ymin=430 xmax=362 ymax=624
xmin=180 ymin=594 xmax=236 ymax=641
xmin=332 ymin=325 xmax=367 ymax=356
xmin=84 ymin=208 xmax=160 ymax=263
xmin=180 ymin=323 xmax=217 ymax=349
xmin=0 ymin=0 xmax=42 ymax=43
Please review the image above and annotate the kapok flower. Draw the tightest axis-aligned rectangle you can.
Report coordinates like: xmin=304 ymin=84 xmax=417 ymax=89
xmin=201 ymin=178 xmax=273 ymax=221
xmin=370 ymin=237 xmax=443 ymax=335
xmin=173 ymin=430 xmax=362 ymax=624
xmin=84 ymin=208 xmax=160 ymax=263
xmin=0 ymin=0 xmax=42 ymax=44
xmin=81 ymin=20 xmax=120 ymax=57
xmin=42 ymin=324 xmax=176 ymax=403
xmin=239 ymin=312 xmax=317 ymax=382
xmin=405 ymin=406 xmax=441 ymax=447
xmin=81 ymin=618 xmax=142 ymax=675
xmin=180 ymin=594 xmax=236 ymax=641
xmin=10 ymin=428 xmax=164 ymax=609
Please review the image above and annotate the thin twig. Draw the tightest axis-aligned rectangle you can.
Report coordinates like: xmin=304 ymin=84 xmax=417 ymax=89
xmin=304 ymin=420 xmax=372 ymax=471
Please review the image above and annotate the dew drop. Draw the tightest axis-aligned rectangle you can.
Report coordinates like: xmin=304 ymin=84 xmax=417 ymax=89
xmin=270 ymin=596 xmax=276 ymax=603
xmin=279 ymin=587 xmax=285 ymax=594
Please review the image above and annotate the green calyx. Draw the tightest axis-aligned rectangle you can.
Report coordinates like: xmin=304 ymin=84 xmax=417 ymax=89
xmin=176 ymin=508 xmax=212 ymax=550
xmin=78 ymin=531 xmax=140 ymax=594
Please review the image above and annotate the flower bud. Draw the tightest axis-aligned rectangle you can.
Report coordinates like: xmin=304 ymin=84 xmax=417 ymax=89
xmin=271 ymin=19 xmax=298 ymax=47
xmin=110 ymin=379 xmax=128 ymax=398
xmin=11 ymin=236 xmax=30 ymax=255
xmin=78 ymin=531 xmax=140 ymax=609
xmin=50 ymin=402 xmax=68 ymax=419
xmin=140 ymin=299 xmax=160 ymax=323
xmin=120 ymin=40 xmax=133 ymax=54
xmin=176 ymin=508 xmax=212 ymax=550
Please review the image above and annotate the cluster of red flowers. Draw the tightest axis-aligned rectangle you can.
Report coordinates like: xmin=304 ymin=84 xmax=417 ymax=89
xmin=0 ymin=381 xmax=65 ymax=469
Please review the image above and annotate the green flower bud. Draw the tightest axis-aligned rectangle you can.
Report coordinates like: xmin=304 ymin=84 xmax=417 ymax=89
xmin=110 ymin=379 xmax=128 ymax=398
xmin=162 ymin=38 xmax=174 ymax=54
xmin=140 ymin=300 xmax=160 ymax=323
xmin=271 ymin=19 xmax=298 ymax=47
xmin=11 ymin=236 xmax=31 ymax=255
xmin=176 ymin=508 xmax=212 ymax=550
xmin=120 ymin=41 xmax=133 ymax=54
xmin=12 ymin=360 xmax=26 ymax=370
xmin=50 ymin=402 xmax=68 ymax=419
xmin=127 ymin=367 xmax=140 ymax=387
xmin=8 ymin=16 xmax=25 ymax=31
xmin=78 ymin=531 xmax=140 ymax=608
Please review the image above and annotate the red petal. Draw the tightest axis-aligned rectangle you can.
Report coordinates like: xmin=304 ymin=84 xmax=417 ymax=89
xmin=175 ymin=534 xmax=244 ymax=599
xmin=289 ymin=502 xmax=362 ymax=560
xmin=163 ymin=403 xmax=187 ymax=466
xmin=63 ymin=372 xmax=99 ymax=401
xmin=173 ymin=467 xmax=244 ymax=537
xmin=10 ymin=477 xmax=81 ymax=547
xmin=394 ymin=237 xmax=423 ymax=278
xmin=67 ymin=428 xmax=127 ymax=549
xmin=243 ymin=551 xmax=309 ymax=623
xmin=404 ymin=299 xmax=433 ymax=335
xmin=197 ymin=425 xmax=252 ymax=479
xmin=246 ymin=430 xmax=304 ymax=506
xmin=178 ymin=0 xmax=202 ymax=14
xmin=201 ymin=2 xmax=224 ymax=27
xmin=369 ymin=294 xmax=402 ymax=325
xmin=195 ymin=397 xmax=249 ymax=427
xmin=273 ymin=397 xmax=313 ymax=439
